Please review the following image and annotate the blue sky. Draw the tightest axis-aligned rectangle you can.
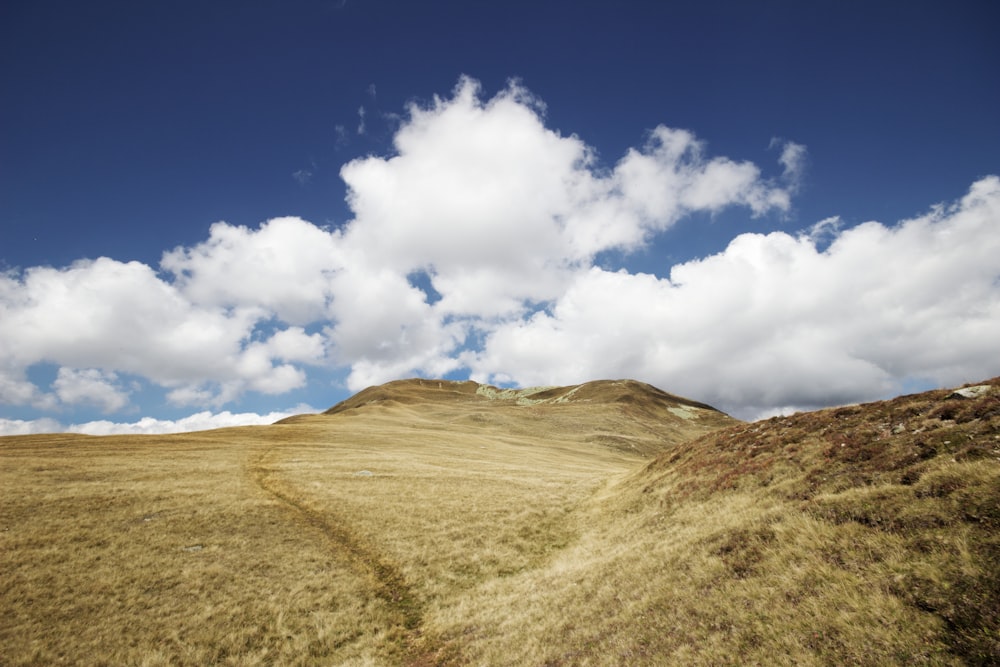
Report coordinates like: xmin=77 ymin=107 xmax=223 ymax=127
xmin=1 ymin=0 xmax=998 ymax=433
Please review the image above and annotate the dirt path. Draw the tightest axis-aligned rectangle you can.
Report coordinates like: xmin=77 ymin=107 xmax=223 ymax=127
xmin=247 ymin=449 xmax=458 ymax=665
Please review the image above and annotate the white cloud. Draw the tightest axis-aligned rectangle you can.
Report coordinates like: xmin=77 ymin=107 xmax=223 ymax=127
xmin=330 ymin=76 xmax=798 ymax=384
xmin=67 ymin=405 xmax=316 ymax=435
xmin=162 ymin=216 xmax=342 ymax=325
xmin=340 ymin=78 xmax=583 ymax=276
xmin=469 ymin=175 xmax=1000 ymax=418
xmin=340 ymin=78 xmax=796 ymax=280
xmin=0 ymin=365 xmax=56 ymax=409
xmin=0 ymin=258 xmax=249 ymax=379
xmin=804 ymin=215 xmax=841 ymax=247
xmin=53 ymin=368 xmax=129 ymax=413
xmin=771 ymin=137 xmax=807 ymax=189
xmin=165 ymin=385 xmax=217 ymax=407
xmin=0 ymin=253 xmax=326 ymax=409
xmin=614 ymin=126 xmax=793 ymax=225
xmin=0 ymin=404 xmax=317 ymax=436
xmin=263 ymin=327 xmax=327 ymax=364
xmin=0 ymin=417 xmax=63 ymax=435
xmin=779 ymin=140 xmax=807 ymax=186
xmin=324 ymin=265 xmax=464 ymax=389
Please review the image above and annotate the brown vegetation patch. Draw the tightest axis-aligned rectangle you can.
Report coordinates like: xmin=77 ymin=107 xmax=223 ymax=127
xmin=622 ymin=377 xmax=1000 ymax=664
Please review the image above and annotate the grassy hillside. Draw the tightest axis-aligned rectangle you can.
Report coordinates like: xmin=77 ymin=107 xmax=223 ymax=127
xmin=1 ymin=378 xmax=997 ymax=665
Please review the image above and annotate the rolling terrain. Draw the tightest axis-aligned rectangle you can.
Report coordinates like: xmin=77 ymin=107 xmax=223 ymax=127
xmin=1 ymin=377 xmax=998 ymax=665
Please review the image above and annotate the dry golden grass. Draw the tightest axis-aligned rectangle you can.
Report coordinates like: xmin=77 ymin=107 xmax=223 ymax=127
xmin=2 ymin=377 xmax=998 ymax=665
xmin=0 ymin=429 xmax=400 ymax=665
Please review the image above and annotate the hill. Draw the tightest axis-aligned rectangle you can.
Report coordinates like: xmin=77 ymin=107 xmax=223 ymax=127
xmin=1 ymin=377 xmax=998 ymax=665
xmin=281 ymin=378 xmax=735 ymax=457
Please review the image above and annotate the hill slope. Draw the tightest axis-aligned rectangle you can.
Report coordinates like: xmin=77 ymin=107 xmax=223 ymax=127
xmin=456 ymin=377 xmax=1000 ymax=665
xmin=282 ymin=378 xmax=736 ymax=457
xmin=2 ymin=378 xmax=998 ymax=665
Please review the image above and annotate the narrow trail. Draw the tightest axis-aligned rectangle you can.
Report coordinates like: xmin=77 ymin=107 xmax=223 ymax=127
xmin=246 ymin=448 xmax=459 ymax=666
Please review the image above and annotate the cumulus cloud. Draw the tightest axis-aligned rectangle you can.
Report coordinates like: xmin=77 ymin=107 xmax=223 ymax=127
xmin=162 ymin=216 xmax=342 ymax=325
xmin=53 ymin=368 xmax=129 ymax=413
xmin=0 ymin=258 xmax=249 ymax=380
xmin=468 ymin=175 xmax=1000 ymax=418
xmin=0 ymin=253 xmax=322 ymax=409
xmin=332 ymin=76 xmax=799 ymax=385
xmin=1 ymin=76 xmax=996 ymax=428
xmin=341 ymin=79 xmax=796 ymax=278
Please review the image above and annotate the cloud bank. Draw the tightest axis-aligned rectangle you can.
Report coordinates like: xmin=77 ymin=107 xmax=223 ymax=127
xmin=472 ymin=175 xmax=1000 ymax=416
xmin=0 ymin=405 xmax=315 ymax=436
xmin=1 ymin=77 xmax=998 ymax=432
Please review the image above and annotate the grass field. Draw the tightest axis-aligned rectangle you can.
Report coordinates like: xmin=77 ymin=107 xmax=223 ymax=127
xmin=2 ymin=378 xmax=998 ymax=665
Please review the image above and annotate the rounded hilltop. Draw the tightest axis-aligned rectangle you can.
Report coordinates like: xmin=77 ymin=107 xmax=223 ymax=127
xmin=272 ymin=378 xmax=739 ymax=456
xmin=320 ymin=377 xmax=726 ymax=416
